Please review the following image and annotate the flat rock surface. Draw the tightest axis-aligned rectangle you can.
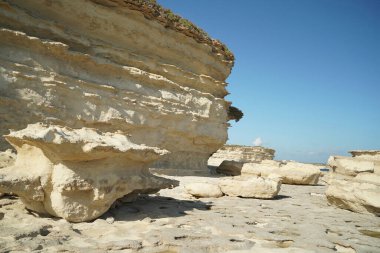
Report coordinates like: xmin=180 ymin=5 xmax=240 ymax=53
xmin=0 ymin=176 xmax=379 ymax=253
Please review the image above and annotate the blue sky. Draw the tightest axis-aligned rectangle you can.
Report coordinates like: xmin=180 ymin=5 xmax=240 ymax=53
xmin=157 ymin=0 xmax=380 ymax=163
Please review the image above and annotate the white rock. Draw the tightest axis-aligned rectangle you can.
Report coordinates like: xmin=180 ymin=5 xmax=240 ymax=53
xmin=185 ymin=183 xmax=223 ymax=198
xmin=218 ymin=176 xmax=281 ymax=199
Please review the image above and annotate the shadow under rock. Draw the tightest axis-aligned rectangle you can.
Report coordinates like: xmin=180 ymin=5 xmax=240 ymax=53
xmin=271 ymin=195 xmax=292 ymax=200
xmin=102 ymin=195 xmax=213 ymax=222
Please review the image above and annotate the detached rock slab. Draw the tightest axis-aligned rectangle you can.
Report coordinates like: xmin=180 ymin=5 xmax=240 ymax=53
xmin=218 ymin=176 xmax=281 ymax=199
xmin=0 ymin=123 xmax=178 ymax=222
xmin=241 ymin=161 xmax=322 ymax=185
xmin=185 ymin=183 xmax=223 ymax=198
xmin=326 ymin=152 xmax=380 ymax=215
xmin=326 ymin=173 xmax=380 ymax=216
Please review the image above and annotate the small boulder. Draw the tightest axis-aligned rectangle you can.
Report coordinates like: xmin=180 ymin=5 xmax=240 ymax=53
xmin=185 ymin=183 xmax=223 ymax=198
xmin=218 ymin=176 xmax=281 ymax=199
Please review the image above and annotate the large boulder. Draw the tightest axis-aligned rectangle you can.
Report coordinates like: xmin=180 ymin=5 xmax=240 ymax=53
xmin=208 ymin=145 xmax=275 ymax=167
xmin=326 ymin=151 xmax=380 ymax=215
xmin=238 ymin=160 xmax=322 ymax=185
xmin=0 ymin=0 xmax=238 ymax=176
xmin=218 ymin=176 xmax=281 ymax=199
xmin=0 ymin=123 xmax=177 ymax=222
xmin=326 ymin=173 xmax=380 ymax=216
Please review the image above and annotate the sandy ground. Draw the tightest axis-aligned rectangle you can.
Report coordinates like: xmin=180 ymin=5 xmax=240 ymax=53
xmin=0 ymin=175 xmax=379 ymax=253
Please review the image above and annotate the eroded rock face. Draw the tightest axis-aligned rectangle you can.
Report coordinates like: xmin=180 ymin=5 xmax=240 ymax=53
xmin=218 ymin=176 xmax=281 ymax=199
xmin=208 ymin=145 xmax=275 ymax=167
xmin=0 ymin=0 xmax=236 ymax=175
xmin=326 ymin=151 xmax=380 ymax=215
xmin=0 ymin=123 xmax=177 ymax=222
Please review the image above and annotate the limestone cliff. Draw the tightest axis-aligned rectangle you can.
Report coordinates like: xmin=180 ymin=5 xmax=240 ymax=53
xmin=0 ymin=0 xmax=238 ymax=174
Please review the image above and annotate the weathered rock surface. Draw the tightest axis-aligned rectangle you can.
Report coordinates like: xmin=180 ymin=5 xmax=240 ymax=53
xmin=326 ymin=151 xmax=380 ymax=216
xmin=218 ymin=160 xmax=323 ymax=185
xmin=185 ymin=182 xmax=223 ymax=198
xmin=0 ymin=123 xmax=177 ymax=222
xmin=0 ymin=149 xmax=15 ymax=169
xmin=208 ymin=145 xmax=275 ymax=167
xmin=219 ymin=176 xmax=281 ymax=199
xmin=0 ymin=0 xmax=238 ymax=175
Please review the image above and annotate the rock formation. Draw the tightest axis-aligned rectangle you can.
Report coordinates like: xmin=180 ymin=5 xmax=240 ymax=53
xmin=0 ymin=123 xmax=177 ymax=222
xmin=326 ymin=151 xmax=380 ymax=216
xmin=0 ymin=0 xmax=239 ymax=176
xmin=208 ymin=145 xmax=275 ymax=167
xmin=217 ymin=160 xmax=323 ymax=185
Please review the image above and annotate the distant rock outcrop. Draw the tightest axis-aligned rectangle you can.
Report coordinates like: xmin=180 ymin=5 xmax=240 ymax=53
xmin=208 ymin=145 xmax=275 ymax=167
xmin=326 ymin=151 xmax=380 ymax=215
xmin=216 ymin=160 xmax=323 ymax=185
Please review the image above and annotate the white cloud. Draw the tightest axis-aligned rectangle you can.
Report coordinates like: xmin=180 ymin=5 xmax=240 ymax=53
xmin=253 ymin=137 xmax=263 ymax=146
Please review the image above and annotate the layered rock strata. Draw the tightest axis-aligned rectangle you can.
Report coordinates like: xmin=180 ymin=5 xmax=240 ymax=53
xmin=0 ymin=123 xmax=177 ymax=222
xmin=217 ymin=160 xmax=323 ymax=185
xmin=0 ymin=0 xmax=238 ymax=175
xmin=208 ymin=145 xmax=275 ymax=167
xmin=326 ymin=151 xmax=380 ymax=215
xmin=349 ymin=150 xmax=380 ymax=162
